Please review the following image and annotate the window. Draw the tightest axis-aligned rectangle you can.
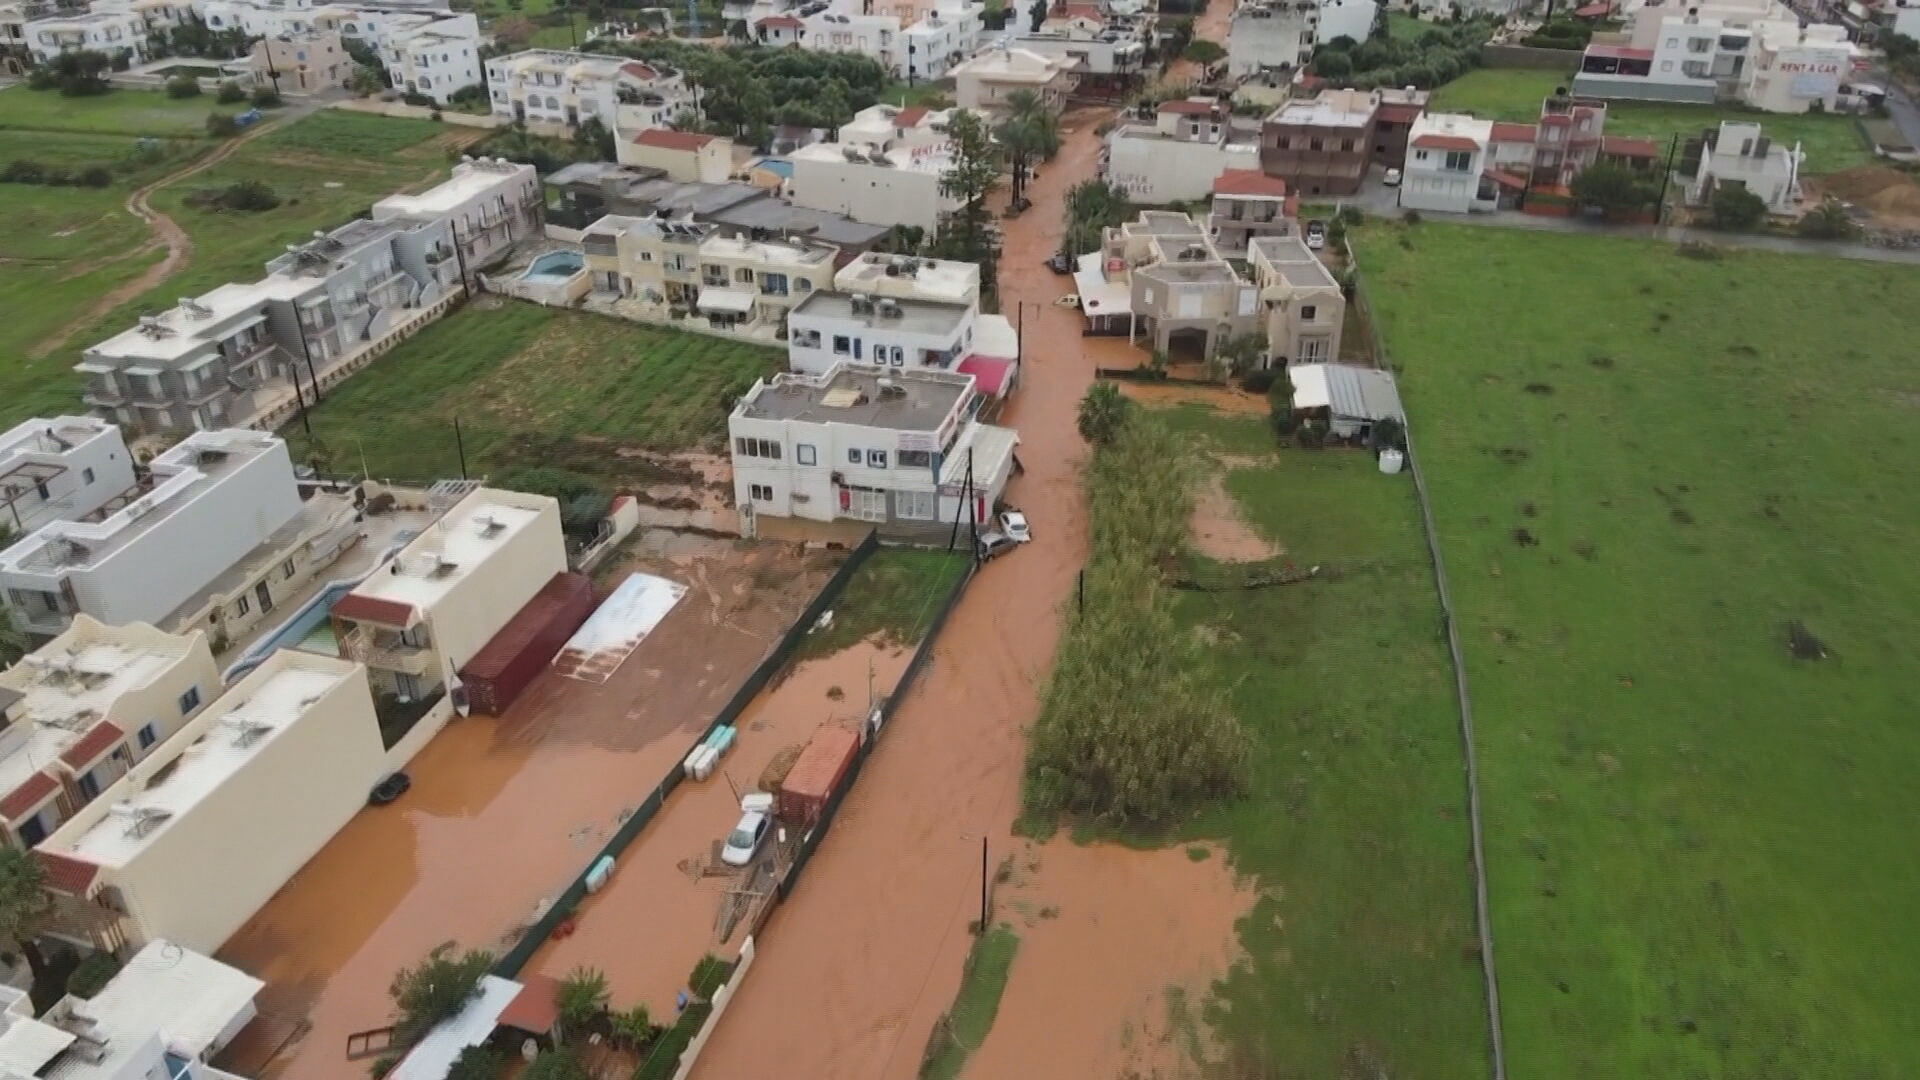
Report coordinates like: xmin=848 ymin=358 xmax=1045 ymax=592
xmin=138 ymin=723 xmax=158 ymax=749
xmin=178 ymin=686 xmax=201 ymax=714
xmin=796 ymin=444 xmax=817 ymax=466
xmin=750 ymin=483 xmax=773 ymax=501
xmin=1300 ymin=304 xmax=1317 ymax=321
xmin=17 ymin=816 xmax=47 ymax=847
xmin=867 ymin=448 xmax=888 ymax=469
xmin=234 ymin=593 xmax=251 ymax=617
xmin=78 ymin=771 xmax=100 ymax=799
xmin=833 ymin=335 xmax=852 ymax=355
xmin=1309 ymin=137 xmax=1323 ymax=151
xmin=1665 ymin=36 xmax=1678 ymax=47
xmin=639 ymin=251 xmax=654 ymax=262
xmin=1688 ymin=36 xmax=1710 ymax=53
xmin=1661 ymin=60 xmax=1674 ymax=72
xmin=796 ymin=278 xmax=813 ymax=293
xmin=733 ymin=437 xmax=782 ymax=460
xmin=898 ymin=449 xmax=931 ymax=468
xmin=81 ymin=466 xmax=95 ymax=484
xmin=849 ymin=448 xmax=863 ymax=464
xmin=283 ymin=558 xmax=298 ymax=579
xmin=1415 ymin=149 xmax=1429 ymax=161
xmin=896 ymin=489 xmax=936 ymax=520
xmin=1443 ymin=150 xmax=1472 ymax=172
xmin=1341 ymin=138 xmax=1354 ymax=152
xmin=34 ymin=480 xmax=49 ymax=500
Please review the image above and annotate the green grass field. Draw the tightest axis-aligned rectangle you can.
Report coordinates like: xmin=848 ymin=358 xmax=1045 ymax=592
xmin=1354 ymin=221 xmax=1920 ymax=1078
xmin=0 ymin=84 xmax=238 ymax=137
xmin=1431 ymin=67 xmax=1873 ymax=172
xmin=797 ymin=548 xmax=970 ymax=661
xmin=920 ymin=926 xmax=1020 ymax=1080
xmin=1148 ymin=413 xmax=1488 ymax=1079
xmin=286 ymin=303 xmax=783 ymax=482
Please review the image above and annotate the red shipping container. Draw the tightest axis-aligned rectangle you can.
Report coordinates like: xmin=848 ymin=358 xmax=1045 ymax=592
xmin=460 ymin=572 xmax=596 ymax=716
xmin=776 ymin=725 xmax=861 ymax=826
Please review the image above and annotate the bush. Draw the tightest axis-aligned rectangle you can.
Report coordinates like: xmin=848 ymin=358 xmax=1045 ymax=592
xmin=446 ymin=1045 xmax=504 ymax=1080
xmin=251 ymin=86 xmax=283 ymax=107
xmin=687 ymin=954 xmax=734 ymax=1000
xmin=218 ymin=179 xmax=281 ymax=211
xmin=1181 ymin=39 xmax=1226 ymax=64
xmin=216 ymin=80 xmax=247 ymax=103
xmin=401 ymin=91 xmax=435 ymax=107
xmin=1796 ymin=198 xmax=1857 ymax=240
xmin=66 ymin=952 xmax=121 ymax=999
xmin=1707 ymin=184 xmax=1767 ymax=231
xmin=1 ymin=160 xmax=46 ymax=184
xmin=76 ymin=165 xmax=113 ymax=188
xmin=632 ymin=1003 xmax=711 ymax=1080
xmin=389 ymin=944 xmax=493 ymax=1044
xmin=206 ymin=112 xmax=240 ymax=137
xmin=1239 ymin=368 xmax=1277 ymax=394
xmin=166 ymin=75 xmax=202 ymax=98
xmin=1401 ymin=209 xmax=1422 ymax=225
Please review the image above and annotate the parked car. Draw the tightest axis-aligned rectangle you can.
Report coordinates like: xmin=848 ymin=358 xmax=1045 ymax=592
xmin=1046 ymin=251 xmax=1074 ymax=274
xmin=369 ymin=772 xmax=411 ymax=805
xmin=1383 ymin=168 xmax=1403 ymax=187
xmin=1305 ymin=221 xmax=1327 ymax=249
xmin=1000 ymin=510 xmax=1031 ymax=543
xmin=977 ymin=531 xmax=1018 ymax=561
xmin=721 ymin=809 xmax=772 ymax=866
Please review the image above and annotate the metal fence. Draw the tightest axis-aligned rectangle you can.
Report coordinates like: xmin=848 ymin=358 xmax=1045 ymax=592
xmin=1347 ymin=236 xmax=1509 ymax=1080
xmin=491 ymin=530 xmax=884 ymax=979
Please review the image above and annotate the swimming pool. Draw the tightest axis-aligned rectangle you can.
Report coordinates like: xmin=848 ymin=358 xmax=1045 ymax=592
xmin=521 ymin=250 xmax=585 ymax=283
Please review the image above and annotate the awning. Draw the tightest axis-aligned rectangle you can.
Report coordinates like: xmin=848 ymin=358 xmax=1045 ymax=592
xmin=697 ymin=288 xmax=754 ymax=314
xmin=956 ymin=354 xmax=1017 ymax=397
xmin=1485 ymin=169 xmax=1529 ymax=191
xmin=1072 ymin=252 xmax=1133 ymax=318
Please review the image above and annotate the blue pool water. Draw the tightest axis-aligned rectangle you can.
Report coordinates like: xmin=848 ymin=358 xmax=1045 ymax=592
xmin=522 ymin=250 xmax=585 ymax=283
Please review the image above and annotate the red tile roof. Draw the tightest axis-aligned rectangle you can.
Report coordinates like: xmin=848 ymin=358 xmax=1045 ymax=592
xmin=59 ymin=721 xmax=125 ymax=772
xmin=633 ymin=128 xmax=720 ymax=151
xmin=498 ymin=974 xmax=562 ymax=1035
xmin=332 ymin=592 xmax=417 ymax=628
xmin=1377 ymin=101 xmax=1425 ymax=123
xmin=1574 ymin=1 xmax=1612 ymax=16
xmin=1586 ymin=44 xmax=1654 ymax=60
xmin=1602 ymin=134 xmax=1661 ymax=158
xmin=1412 ymin=133 xmax=1481 ymax=152
xmin=1212 ymin=168 xmax=1290 ymax=199
xmin=1484 ymin=168 xmax=1529 ymax=191
xmin=956 ymin=354 xmax=1016 ymax=396
xmin=756 ymin=14 xmax=803 ymax=29
xmin=1158 ymin=98 xmax=1219 ymax=115
xmin=619 ymin=62 xmax=661 ymax=81
xmin=34 ymin=850 xmax=100 ymax=896
xmin=893 ymin=106 xmax=929 ymax=128
xmin=0 ymin=771 xmax=58 ymax=823
xmin=1490 ymin=121 xmax=1538 ymax=143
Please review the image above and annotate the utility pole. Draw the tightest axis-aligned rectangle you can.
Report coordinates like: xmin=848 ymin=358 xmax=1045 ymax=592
xmin=965 ymin=447 xmax=977 ymax=551
xmin=1015 ymin=302 xmax=1024 ymax=366
xmin=450 ymin=220 xmax=473 ymax=298
xmin=978 ymin=835 xmax=989 ymax=930
xmin=289 ymin=352 xmax=312 ymax=438
xmin=294 ymin=320 xmax=322 ymax=410
xmin=1654 ymin=131 xmax=1681 ymax=225
xmin=453 ymin=416 xmax=468 ymax=479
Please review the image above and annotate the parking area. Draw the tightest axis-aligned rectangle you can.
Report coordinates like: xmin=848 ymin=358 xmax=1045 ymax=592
xmin=212 ymin=538 xmax=841 ymax=1080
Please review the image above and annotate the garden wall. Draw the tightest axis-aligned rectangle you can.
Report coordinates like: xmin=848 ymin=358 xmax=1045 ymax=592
xmin=1478 ymin=45 xmax=1579 ymax=72
xmin=670 ymin=936 xmax=759 ymax=1080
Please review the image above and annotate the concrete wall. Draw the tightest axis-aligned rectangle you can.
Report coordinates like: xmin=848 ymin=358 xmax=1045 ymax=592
xmin=420 ymin=492 xmax=566 ymax=673
xmin=787 ymin=155 xmax=947 ymax=232
xmin=786 ymin=309 xmax=973 ymax=376
xmin=1105 ymin=131 xmax=1260 ymax=203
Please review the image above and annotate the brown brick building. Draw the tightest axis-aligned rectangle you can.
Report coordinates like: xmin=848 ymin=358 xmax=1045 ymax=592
xmin=1260 ymin=88 xmax=1380 ymax=196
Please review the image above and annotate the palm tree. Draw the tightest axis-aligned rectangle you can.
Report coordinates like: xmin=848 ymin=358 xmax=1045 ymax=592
xmin=1076 ymin=382 xmax=1131 ymax=446
xmin=994 ymin=89 xmax=1059 ymax=208
xmin=1796 ymin=198 xmax=1857 ymax=241
xmin=0 ymin=849 xmax=52 ymax=981
xmin=555 ymin=966 xmax=610 ymax=1039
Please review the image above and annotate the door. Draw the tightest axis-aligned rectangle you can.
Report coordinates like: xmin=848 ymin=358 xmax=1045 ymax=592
xmin=254 ymin=579 xmax=275 ymax=615
xmin=851 ymin=488 xmax=886 ymax=522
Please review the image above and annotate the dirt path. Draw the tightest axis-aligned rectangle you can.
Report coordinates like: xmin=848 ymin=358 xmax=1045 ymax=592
xmin=28 ymin=110 xmax=299 ymax=360
xmin=689 ymin=107 xmax=1250 ymax=1080
xmin=1168 ymin=0 xmax=1234 ymax=82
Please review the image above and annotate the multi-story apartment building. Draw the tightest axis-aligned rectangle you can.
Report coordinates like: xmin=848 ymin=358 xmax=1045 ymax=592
xmin=330 ymin=486 xmax=565 ymax=758
xmin=34 ymin=649 xmax=386 ymax=955
xmin=371 ymin=156 xmax=541 ymax=270
xmin=786 ymin=291 xmax=979 ymax=377
xmin=381 ymin=11 xmax=482 ymax=103
xmin=1227 ymin=0 xmax=1314 ymax=80
xmin=1105 ymin=97 xmax=1262 ymax=203
xmin=542 ymin=161 xmax=890 ymax=249
xmin=951 ymin=46 xmax=1077 ymax=114
xmin=484 ymin=48 xmax=691 ymax=131
xmin=1573 ymin=0 xmax=1851 ymax=113
xmin=582 ymin=215 xmax=838 ymax=333
xmin=1208 ymin=169 xmax=1297 ymax=257
xmin=21 ymin=7 xmax=147 ymax=63
xmin=250 ymin=28 xmax=351 ymax=92
xmin=833 ymin=251 xmax=980 ymax=306
xmin=1261 ymin=87 xmax=1380 ymax=196
xmin=1368 ymin=85 xmax=1428 ymax=167
xmin=0 ymin=431 xmax=360 ymax=645
xmin=0 ymin=617 xmax=218 ymax=849
xmin=0 ymin=417 xmax=134 ymax=538
xmin=1074 ymin=210 xmax=1258 ymax=359
xmin=1 ymin=3 xmax=30 ymax=75
xmin=1398 ymin=111 xmax=1496 ymax=214
xmin=1015 ymin=6 xmax=1153 ymax=85
xmin=1248 ymin=235 xmax=1342 ymax=367
xmin=772 ymin=1 xmax=981 ymax=81
xmin=787 ymin=105 xmax=966 ymax=231
xmin=728 ymin=363 xmax=1018 ymax=530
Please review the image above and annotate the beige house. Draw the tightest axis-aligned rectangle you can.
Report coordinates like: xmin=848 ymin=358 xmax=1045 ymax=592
xmin=833 ymin=251 xmax=980 ymax=306
xmin=329 ymin=486 xmax=566 ymax=765
xmin=0 ymin=618 xmax=218 ymax=850
xmin=616 ymin=128 xmax=732 ymax=183
xmin=1249 ymin=235 xmax=1343 ymax=367
xmin=579 ymin=215 xmax=838 ymax=340
xmin=950 ymin=46 xmax=1076 ymax=114
xmin=1075 ymin=211 xmax=1258 ymax=361
xmin=249 ymin=29 xmax=349 ymax=93
xmin=34 ymin=650 xmax=386 ymax=955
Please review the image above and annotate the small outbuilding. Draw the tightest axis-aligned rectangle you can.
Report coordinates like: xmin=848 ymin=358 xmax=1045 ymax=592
xmin=1289 ymin=363 xmax=1405 ymax=440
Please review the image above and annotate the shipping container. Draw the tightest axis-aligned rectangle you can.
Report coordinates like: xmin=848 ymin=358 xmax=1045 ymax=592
xmin=459 ymin=572 xmax=596 ymax=715
xmin=776 ymin=725 xmax=861 ymax=826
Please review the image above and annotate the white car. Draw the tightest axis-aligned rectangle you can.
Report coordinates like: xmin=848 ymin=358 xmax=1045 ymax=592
xmin=1000 ymin=510 xmax=1031 ymax=543
xmin=720 ymin=810 xmax=771 ymax=866
xmin=1305 ymin=222 xmax=1327 ymax=250
xmin=1383 ymin=168 xmax=1403 ymax=187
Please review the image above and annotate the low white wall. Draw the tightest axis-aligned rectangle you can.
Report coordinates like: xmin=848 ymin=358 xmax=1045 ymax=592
xmin=673 ymin=936 xmax=757 ymax=1080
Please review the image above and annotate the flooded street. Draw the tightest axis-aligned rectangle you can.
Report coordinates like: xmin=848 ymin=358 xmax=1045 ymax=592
xmin=691 ymin=100 xmax=1249 ymax=1079
xmin=216 ymin=544 xmax=835 ymax=1080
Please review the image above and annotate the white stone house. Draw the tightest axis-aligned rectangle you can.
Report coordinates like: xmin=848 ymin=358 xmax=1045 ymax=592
xmin=1398 ymin=112 xmax=1496 ymax=215
xmin=0 ymin=418 xmax=134 ymax=538
xmin=1686 ymin=120 xmax=1802 ymax=214
xmin=381 ymin=12 xmax=482 ymax=104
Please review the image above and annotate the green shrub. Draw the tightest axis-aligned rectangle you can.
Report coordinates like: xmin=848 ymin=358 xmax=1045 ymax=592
xmin=206 ymin=112 xmax=240 ymax=137
xmin=631 ymin=1003 xmax=710 ymax=1080
xmin=66 ymin=951 xmax=121 ymax=999
xmin=1239 ymin=368 xmax=1277 ymax=394
xmin=216 ymin=80 xmax=247 ymax=103
xmin=252 ymin=86 xmax=283 ymax=107
xmin=687 ymin=954 xmax=733 ymax=1000
xmin=77 ymin=165 xmax=113 ymax=188
xmin=166 ymin=74 xmax=202 ymax=98
xmin=1 ymin=160 xmax=46 ymax=184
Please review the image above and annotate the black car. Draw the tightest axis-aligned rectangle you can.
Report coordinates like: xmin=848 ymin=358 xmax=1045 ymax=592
xmin=1046 ymin=251 xmax=1073 ymax=275
xmin=369 ymin=772 xmax=412 ymax=805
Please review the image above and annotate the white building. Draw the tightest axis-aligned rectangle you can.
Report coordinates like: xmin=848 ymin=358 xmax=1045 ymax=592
xmin=35 ymin=649 xmax=386 ymax=955
xmin=22 ymin=8 xmax=148 ymax=64
xmin=787 ymin=291 xmax=977 ymax=376
xmin=0 ymin=617 xmax=218 ymax=850
xmin=1315 ymin=0 xmax=1377 ymax=44
xmin=329 ymin=486 xmax=565 ymax=761
xmin=729 ymin=363 xmax=1018 ymax=529
xmin=1227 ymin=0 xmax=1313 ymax=80
xmin=951 ymin=46 xmax=1077 ymax=114
xmin=0 ymin=941 xmax=261 ymax=1080
xmin=1398 ymin=111 xmax=1495 ymax=215
xmin=833 ymin=251 xmax=980 ymax=305
xmin=779 ymin=1 xmax=983 ymax=81
xmin=0 ymin=431 xmax=331 ymax=638
xmin=1572 ymin=1 xmax=1852 ymax=112
xmin=788 ymin=123 xmax=964 ymax=232
xmin=1686 ymin=119 xmax=1802 ymax=213
xmin=381 ymin=12 xmax=482 ymax=104
xmin=484 ymin=48 xmax=691 ymax=131
xmin=0 ymin=418 xmax=133 ymax=538
xmin=1741 ymin=19 xmax=1851 ymax=113
xmin=372 ymin=156 xmax=540 ymax=269
xmin=1105 ymin=98 xmax=1262 ymax=204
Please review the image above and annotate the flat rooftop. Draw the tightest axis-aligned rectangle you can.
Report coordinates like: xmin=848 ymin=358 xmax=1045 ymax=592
xmin=707 ymin=198 xmax=890 ymax=249
xmin=1250 ymin=235 xmax=1338 ymax=288
xmin=490 ymin=48 xmax=627 ymax=78
xmin=1271 ymin=91 xmax=1378 ymax=128
xmin=41 ymin=939 xmax=262 ymax=1080
xmin=1141 ymin=260 xmax=1240 ymax=284
xmin=835 ymin=253 xmax=978 ymax=300
xmin=49 ymin=653 xmax=356 ymax=868
xmin=791 ymin=291 xmax=970 ymax=336
xmin=343 ymin=489 xmax=549 ymax=620
xmin=0 ymin=416 xmax=114 ymax=461
xmin=1127 ymin=211 xmax=1204 ymax=237
xmin=740 ymin=365 xmax=972 ymax=431
xmin=83 ymin=276 xmax=311 ymax=363
xmin=700 ymin=232 xmax=835 ymax=266
xmin=374 ymin=159 xmax=530 ymax=219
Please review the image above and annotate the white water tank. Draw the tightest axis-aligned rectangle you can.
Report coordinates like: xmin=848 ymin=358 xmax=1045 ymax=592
xmin=1378 ymin=447 xmax=1406 ymax=475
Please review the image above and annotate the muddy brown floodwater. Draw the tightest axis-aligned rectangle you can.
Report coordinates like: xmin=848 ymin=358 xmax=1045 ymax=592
xmin=689 ymin=111 xmax=1251 ymax=1080
xmin=215 ymin=542 xmax=834 ymax=1080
